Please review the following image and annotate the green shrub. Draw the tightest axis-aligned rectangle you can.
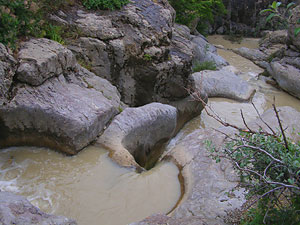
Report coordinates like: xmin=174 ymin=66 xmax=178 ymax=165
xmin=44 ymin=24 xmax=65 ymax=45
xmin=0 ymin=0 xmax=41 ymax=49
xmin=193 ymin=61 xmax=217 ymax=72
xmin=223 ymin=130 xmax=300 ymax=224
xmin=168 ymin=0 xmax=226 ymax=33
xmin=82 ymin=0 xmax=129 ymax=10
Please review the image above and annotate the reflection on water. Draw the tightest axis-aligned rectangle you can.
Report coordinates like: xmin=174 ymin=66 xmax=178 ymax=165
xmin=0 ymin=146 xmax=181 ymax=225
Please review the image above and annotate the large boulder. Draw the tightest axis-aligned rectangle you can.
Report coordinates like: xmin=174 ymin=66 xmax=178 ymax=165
xmin=0 ymin=192 xmax=77 ymax=225
xmin=0 ymin=39 xmax=121 ymax=154
xmin=96 ymin=103 xmax=177 ymax=168
xmin=58 ymin=0 xmax=194 ymax=107
xmin=190 ymin=67 xmax=255 ymax=102
xmin=0 ymin=43 xmax=16 ymax=103
xmin=288 ymin=5 xmax=300 ymax=51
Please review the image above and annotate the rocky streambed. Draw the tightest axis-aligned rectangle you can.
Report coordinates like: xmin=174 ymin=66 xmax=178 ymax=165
xmin=1 ymin=1 xmax=300 ymax=225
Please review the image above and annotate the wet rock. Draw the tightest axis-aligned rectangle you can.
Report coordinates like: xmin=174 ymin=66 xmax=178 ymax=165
xmin=269 ymin=61 xmax=300 ymax=99
xmin=0 ymin=43 xmax=16 ymax=103
xmin=192 ymin=35 xmax=228 ymax=69
xmin=190 ymin=67 xmax=255 ymax=102
xmin=96 ymin=103 xmax=177 ymax=168
xmin=16 ymin=38 xmax=77 ymax=86
xmin=288 ymin=5 xmax=300 ymax=51
xmin=0 ymin=192 xmax=77 ymax=225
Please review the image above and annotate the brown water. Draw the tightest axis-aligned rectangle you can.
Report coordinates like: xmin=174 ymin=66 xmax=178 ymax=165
xmin=201 ymin=35 xmax=300 ymax=129
xmin=0 ymin=146 xmax=181 ymax=225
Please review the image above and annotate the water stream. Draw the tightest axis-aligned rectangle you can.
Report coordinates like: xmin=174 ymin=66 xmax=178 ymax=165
xmin=0 ymin=146 xmax=181 ymax=225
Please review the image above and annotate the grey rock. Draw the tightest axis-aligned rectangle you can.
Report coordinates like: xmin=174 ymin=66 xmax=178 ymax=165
xmin=96 ymin=103 xmax=177 ymax=168
xmin=131 ymin=214 xmax=206 ymax=225
xmin=233 ymin=47 xmax=268 ymax=62
xmin=192 ymin=35 xmax=228 ymax=69
xmin=0 ymin=43 xmax=16 ymax=103
xmin=249 ymin=106 xmax=300 ymax=143
xmin=259 ymin=30 xmax=288 ymax=48
xmin=60 ymin=0 xmax=193 ymax=107
xmin=17 ymin=38 xmax=77 ymax=86
xmin=163 ymin=128 xmax=246 ymax=225
xmin=0 ymin=74 xmax=118 ymax=155
xmin=288 ymin=5 xmax=300 ymax=51
xmin=270 ymin=61 xmax=300 ymax=99
xmin=0 ymin=191 xmax=77 ymax=225
xmin=68 ymin=37 xmax=111 ymax=80
xmin=77 ymin=67 xmax=124 ymax=109
xmin=190 ymin=68 xmax=255 ymax=102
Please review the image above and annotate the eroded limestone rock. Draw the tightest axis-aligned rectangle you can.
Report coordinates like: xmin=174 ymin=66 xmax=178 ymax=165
xmin=190 ymin=67 xmax=255 ymax=102
xmin=16 ymin=38 xmax=77 ymax=86
xmin=96 ymin=103 xmax=177 ymax=168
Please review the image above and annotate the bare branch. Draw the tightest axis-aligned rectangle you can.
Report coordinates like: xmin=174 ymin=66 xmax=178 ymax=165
xmin=273 ymin=104 xmax=289 ymax=151
xmin=251 ymin=101 xmax=276 ymax=135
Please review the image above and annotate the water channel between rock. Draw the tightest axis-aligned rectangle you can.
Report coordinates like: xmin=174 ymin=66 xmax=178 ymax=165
xmin=201 ymin=35 xmax=300 ymax=129
xmin=0 ymin=146 xmax=181 ymax=225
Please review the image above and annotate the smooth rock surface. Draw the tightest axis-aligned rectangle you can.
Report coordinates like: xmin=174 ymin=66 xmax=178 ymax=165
xmin=270 ymin=61 xmax=300 ymax=99
xmin=162 ymin=128 xmax=246 ymax=225
xmin=0 ymin=74 xmax=118 ymax=154
xmin=96 ymin=103 xmax=177 ymax=168
xmin=233 ymin=47 xmax=267 ymax=62
xmin=17 ymin=38 xmax=77 ymax=86
xmin=0 ymin=192 xmax=77 ymax=225
xmin=190 ymin=68 xmax=255 ymax=102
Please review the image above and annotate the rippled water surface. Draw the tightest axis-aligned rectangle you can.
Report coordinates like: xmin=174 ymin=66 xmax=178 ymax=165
xmin=0 ymin=146 xmax=181 ymax=225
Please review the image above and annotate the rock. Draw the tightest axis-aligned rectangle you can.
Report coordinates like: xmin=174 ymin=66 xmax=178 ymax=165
xmin=131 ymin=214 xmax=206 ymax=225
xmin=248 ymin=106 xmax=300 ymax=143
xmin=0 ymin=74 xmax=118 ymax=154
xmin=270 ymin=61 xmax=300 ymax=99
xmin=190 ymin=68 xmax=255 ymax=102
xmin=96 ymin=103 xmax=177 ymax=168
xmin=17 ymin=38 xmax=77 ymax=86
xmin=288 ymin=5 xmax=300 ymax=50
xmin=62 ymin=0 xmax=193 ymax=107
xmin=162 ymin=128 xmax=246 ymax=225
xmin=233 ymin=47 xmax=268 ymax=62
xmin=192 ymin=35 xmax=228 ymax=69
xmin=77 ymin=67 xmax=124 ymax=109
xmin=0 ymin=191 xmax=77 ymax=225
xmin=0 ymin=43 xmax=16 ymax=103
xmin=68 ymin=37 xmax=111 ymax=80
xmin=259 ymin=30 xmax=288 ymax=48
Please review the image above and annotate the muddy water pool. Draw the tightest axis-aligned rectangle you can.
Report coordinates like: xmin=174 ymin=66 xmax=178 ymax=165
xmin=0 ymin=146 xmax=181 ymax=225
